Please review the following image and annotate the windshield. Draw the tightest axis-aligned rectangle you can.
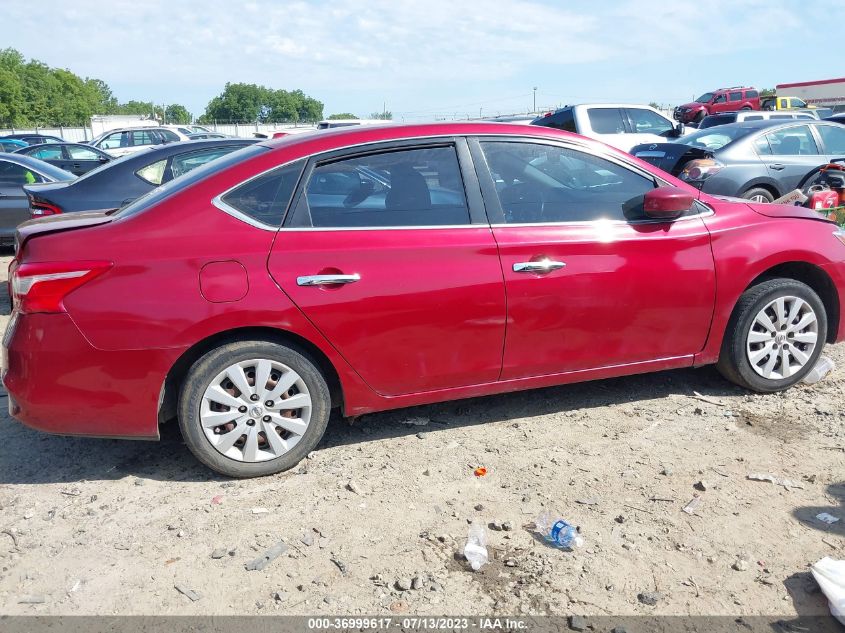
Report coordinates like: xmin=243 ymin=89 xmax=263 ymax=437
xmin=678 ymin=125 xmax=757 ymax=151
xmin=114 ymin=144 xmax=269 ymax=220
xmin=695 ymin=92 xmax=715 ymax=103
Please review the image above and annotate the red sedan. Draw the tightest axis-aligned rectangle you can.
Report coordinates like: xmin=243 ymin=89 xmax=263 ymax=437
xmin=4 ymin=122 xmax=845 ymax=477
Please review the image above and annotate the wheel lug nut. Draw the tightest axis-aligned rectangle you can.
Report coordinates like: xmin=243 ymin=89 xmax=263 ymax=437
xmin=246 ymin=419 xmax=256 ymax=426
xmin=263 ymin=415 xmax=271 ymax=422
xmin=265 ymin=401 xmax=274 ymax=408
xmin=238 ymin=406 xmax=247 ymax=413
xmin=250 ymin=394 xmax=259 ymax=401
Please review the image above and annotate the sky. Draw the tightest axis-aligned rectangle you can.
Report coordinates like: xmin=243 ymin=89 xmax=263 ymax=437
xmin=3 ymin=0 xmax=840 ymax=122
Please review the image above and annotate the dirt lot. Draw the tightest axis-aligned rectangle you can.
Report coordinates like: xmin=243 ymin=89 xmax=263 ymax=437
xmin=0 ymin=251 xmax=842 ymax=618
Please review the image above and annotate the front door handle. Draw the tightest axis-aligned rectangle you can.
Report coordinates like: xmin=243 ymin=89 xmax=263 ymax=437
xmin=769 ymin=163 xmax=785 ymax=171
xmin=513 ymin=259 xmax=566 ymax=273
xmin=297 ymin=273 xmax=361 ymax=286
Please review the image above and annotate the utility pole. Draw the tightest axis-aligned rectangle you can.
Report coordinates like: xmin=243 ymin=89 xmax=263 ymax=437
xmin=533 ymin=87 xmax=537 ymax=114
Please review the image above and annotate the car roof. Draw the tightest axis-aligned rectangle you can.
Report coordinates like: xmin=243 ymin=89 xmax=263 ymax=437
xmin=95 ymin=138 xmax=256 ymax=164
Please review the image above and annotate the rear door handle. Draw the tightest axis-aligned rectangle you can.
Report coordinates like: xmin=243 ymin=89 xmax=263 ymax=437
xmin=513 ymin=259 xmax=566 ymax=273
xmin=769 ymin=163 xmax=785 ymax=171
xmin=297 ymin=273 xmax=361 ymax=286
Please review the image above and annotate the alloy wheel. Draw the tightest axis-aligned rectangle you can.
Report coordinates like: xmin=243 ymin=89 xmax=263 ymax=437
xmin=199 ymin=359 xmax=312 ymax=462
xmin=745 ymin=296 xmax=818 ymax=380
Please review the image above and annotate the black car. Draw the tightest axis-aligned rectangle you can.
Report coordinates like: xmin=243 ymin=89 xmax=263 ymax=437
xmin=24 ymin=138 xmax=256 ymax=216
xmin=826 ymin=114 xmax=845 ymax=126
xmin=14 ymin=143 xmax=112 ymax=175
xmin=1 ymin=133 xmax=65 ymax=145
xmin=0 ymin=154 xmax=75 ymax=242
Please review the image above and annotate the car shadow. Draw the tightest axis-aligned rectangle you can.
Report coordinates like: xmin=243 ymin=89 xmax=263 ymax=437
xmin=0 ymin=364 xmax=745 ymax=484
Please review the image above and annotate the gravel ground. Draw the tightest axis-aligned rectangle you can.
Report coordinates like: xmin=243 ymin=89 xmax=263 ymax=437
xmin=0 ymin=251 xmax=842 ymax=617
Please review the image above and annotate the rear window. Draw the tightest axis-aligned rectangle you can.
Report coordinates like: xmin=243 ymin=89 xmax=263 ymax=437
xmin=533 ymin=108 xmax=576 ymax=133
xmin=115 ymin=145 xmax=268 ymax=220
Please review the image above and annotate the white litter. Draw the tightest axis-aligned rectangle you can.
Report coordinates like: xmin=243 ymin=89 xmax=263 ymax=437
xmin=816 ymin=513 xmax=841 ymax=525
xmin=811 ymin=557 xmax=845 ymax=625
xmin=399 ymin=416 xmax=430 ymax=426
xmin=251 ymin=508 xmax=269 ymax=514
xmin=746 ymin=473 xmax=805 ymax=490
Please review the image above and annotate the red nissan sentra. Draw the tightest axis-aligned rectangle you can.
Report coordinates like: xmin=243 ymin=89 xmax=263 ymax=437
xmin=4 ymin=122 xmax=845 ymax=477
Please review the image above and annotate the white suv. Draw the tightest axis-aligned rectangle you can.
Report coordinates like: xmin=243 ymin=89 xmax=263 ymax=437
xmin=531 ymin=104 xmax=685 ymax=152
xmin=88 ymin=127 xmax=184 ymax=157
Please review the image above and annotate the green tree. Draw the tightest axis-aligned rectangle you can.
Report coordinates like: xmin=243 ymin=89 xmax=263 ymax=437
xmin=165 ymin=103 xmax=191 ymax=124
xmin=369 ymin=111 xmax=393 ymax=120
xmin=760 ymin=88 xmax=776 ymax=97
xmin=327 ymin=113 xmax=357 ymax=119
xmin=203 ymin=82 xmax=323 ymax=123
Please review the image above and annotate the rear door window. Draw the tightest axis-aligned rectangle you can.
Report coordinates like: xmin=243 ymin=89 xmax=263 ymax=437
xmin=729 ymin=91 xmax=743 ymax=102
xmin=586 ymin=108 xmax=627 ymax=134
xmin=764 ymin=125 xmax=820 ymax=155
xmin=131 ymin=131 xmax=156 ymax=147
xmin=288 ymin=145 xmax=470 ymax=228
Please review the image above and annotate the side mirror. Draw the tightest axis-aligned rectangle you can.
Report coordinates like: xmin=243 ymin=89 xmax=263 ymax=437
xmin=643 ymin=187 xmax=695 ymax=220
xmin=99 ymin=156 xmax=109 ymax=163
xmin=674 ymin=122 xmax=685 ymax=137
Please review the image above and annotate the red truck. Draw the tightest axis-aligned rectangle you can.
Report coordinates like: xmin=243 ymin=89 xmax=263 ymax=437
xmin=674 ymin=86 xmax=761 ymax=124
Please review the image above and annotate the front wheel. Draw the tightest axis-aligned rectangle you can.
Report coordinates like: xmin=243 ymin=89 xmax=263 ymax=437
xmin=178 ymin=340 xmax=331 ymax=478
xmin=717 ymin=279 xmax=827 ymax=392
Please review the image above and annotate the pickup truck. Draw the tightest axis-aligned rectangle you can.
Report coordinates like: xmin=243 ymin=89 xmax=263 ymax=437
xmin=530 ymin=104 xmax=685 ymax=152
xmin=761 ymin=96 xmax=814 ymax=111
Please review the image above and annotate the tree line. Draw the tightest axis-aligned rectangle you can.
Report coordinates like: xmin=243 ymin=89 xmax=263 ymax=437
xmin=0 ymin=48 xmax=327 ymax=127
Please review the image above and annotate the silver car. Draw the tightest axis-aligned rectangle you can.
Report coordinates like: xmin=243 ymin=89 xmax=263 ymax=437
xmin=630 ymin=119 xmax=845 ymax=202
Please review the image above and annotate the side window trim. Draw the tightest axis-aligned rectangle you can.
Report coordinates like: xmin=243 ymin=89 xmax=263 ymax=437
xmin=282 ymin=138 xmax=486 ymax=229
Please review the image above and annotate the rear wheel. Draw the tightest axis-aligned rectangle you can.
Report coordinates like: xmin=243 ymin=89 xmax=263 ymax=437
xmin=741 ymin=187 xmax=775 ymax=203
xmin=178 ymin=340 xmax=331 ymax=478
xmin=717 ymin=278 xmax=826 ymax=392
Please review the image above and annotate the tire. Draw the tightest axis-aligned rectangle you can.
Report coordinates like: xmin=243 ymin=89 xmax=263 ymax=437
xmin=741 ymin=105 xmax=752 ymax=111
xmin=741 ymin=187 xmax=775 ymax=203
xmin=717 ymin=278 xmax=827 ymax=393
xmin=178 ymin=340 xmax=331 ymax=478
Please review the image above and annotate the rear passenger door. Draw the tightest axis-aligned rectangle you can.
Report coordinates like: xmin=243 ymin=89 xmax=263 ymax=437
xmin=754 ymin=124 xmax=825 ymax=191
xmin=264 ymin=139 xmax=507 ymax=396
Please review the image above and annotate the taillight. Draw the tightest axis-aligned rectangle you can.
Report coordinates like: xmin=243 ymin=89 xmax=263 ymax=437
xmin=11 ymin=261 xmax=112 ymax=314
xmin=30 ymin=201 xmax=63 ymax=218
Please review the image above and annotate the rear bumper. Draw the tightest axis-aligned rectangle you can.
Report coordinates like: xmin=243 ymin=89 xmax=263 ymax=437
xmin=2 ymin=312 xmax=179 ymax=438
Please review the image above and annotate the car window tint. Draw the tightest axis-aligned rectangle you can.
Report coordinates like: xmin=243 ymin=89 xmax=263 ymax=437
xmin=746 ymin=90 xmax=758 ymax=98
xmin=220 ymin=159 xmax=304 ymax=227
xmin=170 ymin=147 xmax=239 ymax=179
xmin=132 ymin=131 xmax=156 ymax=146
xmin=100 ymin=132 xmax=123 ymax=149
xmin=541 ymin=109 xmax=576 ymax=133
xmin=159 ymin=129 xmax=180 ymax=142
xmin=0 ymin=161 xmax=44 ymax=185
xmin=67 ymin=146 xmax=99 ymax=160
xmin=626 ymin=109 xmax=673 ymax=135
xmin=31 ymin=146 xmax=62 ymax=160
xmin=290 ymin=146 xmax=470 ymax=228
xmin=764 ymin=126 xmax=820 ymax=155
xmin=587 ymin=108 xmax=627 ymax=134
xmin=136 ymin=159 xmax=167 ymax=185
xmin=480 ymin=141 xmax=656 ymax=224
xmin=729 ymin=91 xmax=743 ymax=102
xmin=818 ymin=124 xmax=845 ymax=154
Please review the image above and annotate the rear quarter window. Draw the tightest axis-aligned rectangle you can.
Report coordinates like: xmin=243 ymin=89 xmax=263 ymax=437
xmin=218 ymin=159 xmax=305 ymax=227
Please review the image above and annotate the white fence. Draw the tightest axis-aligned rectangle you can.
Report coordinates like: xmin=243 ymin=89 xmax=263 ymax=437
xmin=0 ymin=123 xmax=316 ymax=142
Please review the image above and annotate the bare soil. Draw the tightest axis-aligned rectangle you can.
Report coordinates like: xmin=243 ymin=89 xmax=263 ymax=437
xmin=0 ymin=252 xmax=842 ymax=617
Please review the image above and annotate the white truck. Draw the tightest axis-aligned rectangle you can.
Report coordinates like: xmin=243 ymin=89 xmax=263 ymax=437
xmin=776 ymin=77 xmax=845 ymax=112
xmin=530 ymin=103 xmax=686 ymax=153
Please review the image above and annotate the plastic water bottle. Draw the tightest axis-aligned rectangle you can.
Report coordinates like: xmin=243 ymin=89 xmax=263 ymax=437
xmin=535 ymin=512 xmax=584 ymax=550
xmin=803 ymin=356 xmax=835 ymax=385
xmin=463 ymin=522 xmax=489 ymax=571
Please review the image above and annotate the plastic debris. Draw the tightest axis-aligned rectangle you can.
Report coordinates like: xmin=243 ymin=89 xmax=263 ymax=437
xmin=803 ymin=356 xmax=836 ymax=385
xmin=174 ymin=584 xmax=202 ymax=602
xmin=535 ymin=512 xmax=584 ymax=550
xmin=211 ymin=495 xmax=223 ymax=505
xmin=747 ymin=473 xmax=805 ymax=490
xmin=682 ymin=494 xmax=703 ymax=515
xmin=473 ymin=467 xmax=487 ymax=477
xmin=463 ymin=522 xmax=489 ymax=571
xmin=817 ymin=513 xmax=841 ymax=525
xmin=251 ymin=507 xmax=269 ymax=514
xmin=811 ymin=557 xmax=845 ymax=625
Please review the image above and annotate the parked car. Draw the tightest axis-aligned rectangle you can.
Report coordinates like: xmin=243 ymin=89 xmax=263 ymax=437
xmin=761 ymin=96 xmax=815 ymax=111
xmin=0 ymin=154 xmax=74 ymax=243
xmin=0 ymin=133 xmax=64 ymax=145
xmin=631 ymin=120 xmax=845 ymax=202
xmin=6 ymin=122 xmax=845 ymax=478
xmin=23 ymin=138 xmax=256 ymax=217
xmin=531 ymin=104 xmax=685 ymax=152
xmin=0 ymin=139 xmax=28 ymax=152
xmin=674 ymin=87 xmax=761 ymax=124
xmin=698 ymin=110 xmax=817 ymax=129
xmin=14 ymin=142 xmax=112 ymax=175
xmin=825 ymin=113 xmax=845 ymax=126
xmin=188 ymin=133 xmax=230 ymax=140
xmin=87 ymin=126 xmax=184 ymax=157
